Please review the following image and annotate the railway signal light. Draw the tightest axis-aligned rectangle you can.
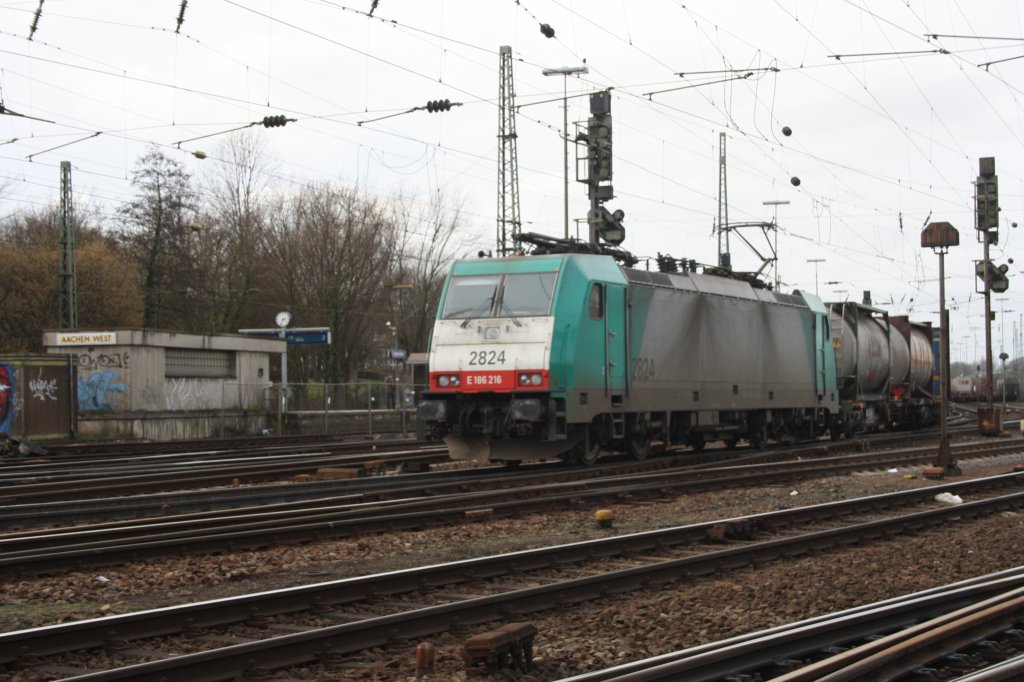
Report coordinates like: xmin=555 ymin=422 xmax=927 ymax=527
xmin=977 ymin=157 xmax=999 ymax=231
xmin=977 ymin=176 xmax=999 ymax=230
xmin=589 ymin=206 xmax=625 ymax=245
xmin=587 ymin=92 xmax=613 ymax=183
xmin=975 ymin=259 xmax=1010 ymax=293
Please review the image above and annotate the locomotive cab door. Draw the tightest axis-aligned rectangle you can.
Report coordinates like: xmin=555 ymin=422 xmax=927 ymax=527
xmin=815 ymin=312 xmax=827 ymax=398
xmin=605 ymin=283 xmax=628 ymax=398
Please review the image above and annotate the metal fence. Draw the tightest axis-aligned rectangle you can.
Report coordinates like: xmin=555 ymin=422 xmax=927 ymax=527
xmin=259 ymin=381 xmax=427 ymax=437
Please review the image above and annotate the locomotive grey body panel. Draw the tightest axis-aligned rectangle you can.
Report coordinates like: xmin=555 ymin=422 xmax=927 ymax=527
xmin=622 ymin=269 xmax=831 ymax=416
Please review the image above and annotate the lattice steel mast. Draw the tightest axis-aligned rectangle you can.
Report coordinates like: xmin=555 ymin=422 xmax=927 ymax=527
xmin=497 ymin=45 xmax=521 ymax=256
xmin=58 ymin=160 xmax=77 ymax=328
xmin=716 ymin=132 xmax=730 ymax=269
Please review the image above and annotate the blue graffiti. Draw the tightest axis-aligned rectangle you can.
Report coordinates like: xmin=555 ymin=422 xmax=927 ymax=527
xmin=78 ymin=371 xmax=127 ymax=412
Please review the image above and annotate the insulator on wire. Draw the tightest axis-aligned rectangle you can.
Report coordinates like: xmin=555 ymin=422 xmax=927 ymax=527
xmin=425 ymin=99 xmax=452 ymax=113
xmin=28 ymin=0 xmax=44 ymax=40
xmin=540 ymin=23 xmax=555 ymax=38
xmin=261 ymin=115 xmax=289 ymax=128
xmin=656 ymin=254 xmax=679 ymax=273
xmin=176 ymin=0 xmax=188 ymax=33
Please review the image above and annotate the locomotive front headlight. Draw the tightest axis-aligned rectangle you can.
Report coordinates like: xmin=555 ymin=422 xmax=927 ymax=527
xmin=519 ymin=373 xmax=530 ymax=386
xmin=438 ymin=375 xmax=450 ymax=387
xmin=451 ymin=375 xmax=460 ymax=387
xmin=530 ymin=373 xmax=543 ymax=386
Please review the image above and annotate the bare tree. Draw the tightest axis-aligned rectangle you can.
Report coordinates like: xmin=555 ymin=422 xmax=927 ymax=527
xmin=118 ymin=146 xmax=199 ymax=329
xmin=194 ymin=130 xmax=276 ymax=332
xmin=265 ymin=183 xmax=401 ymax=383
xmin=389 ymin=191 xmax=473 ymax=357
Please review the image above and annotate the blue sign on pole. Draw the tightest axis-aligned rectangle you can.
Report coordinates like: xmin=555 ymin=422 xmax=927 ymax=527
xmin=238 ymin=327 xmax=332 ymax=346
xmin=287 ymin=330 xmax=331 ymax=345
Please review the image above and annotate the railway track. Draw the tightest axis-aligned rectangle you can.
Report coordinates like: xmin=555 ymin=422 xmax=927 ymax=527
xmin=2 ymin=472 xmax=1023 ymax=680
xmin=561 ymin=568 xmax=1024 ymax=681
xmin=3 ymin=437 xmax=1022 ymax=575
xmin=14 ymin=431 xmax=415 ymax=459
xmin=0 ymin=440 xmax=446 ymax=504
xmin=0 ymin=428 xmax=1000 ymax=523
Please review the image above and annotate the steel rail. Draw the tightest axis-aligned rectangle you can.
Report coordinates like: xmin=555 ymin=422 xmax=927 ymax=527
xmin=0 ymin=446 xmax=397 ymax=482
xmin=2 ymin=481 xmax=1024 ymax=675
xmin=770 ymin=587 xmax=1024 ymax=680
xmin=558 ymin=572 xmax=1024 ymax=682
xmin=3 ymin=454 xmax=1024 ymax=576
xmin=18 ymin=430 xmax=415 ymax=459
xmin=14 ymin=489 xmax=1024 ymax=681
xmin=0 ymin=447 xmax=446 ymax=505
xmin=2 ymin=435 xmax=1016 ymax=532
xmin=0 ymin=453 xmax=678 ymax=529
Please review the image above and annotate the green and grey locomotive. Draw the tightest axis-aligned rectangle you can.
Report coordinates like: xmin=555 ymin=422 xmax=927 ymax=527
xmin=416 ymin=252 xmax=934 ymax=465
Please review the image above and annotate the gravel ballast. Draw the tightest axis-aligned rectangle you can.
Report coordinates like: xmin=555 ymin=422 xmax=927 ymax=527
xmin=2 ymin=453 xmax=1023 ymax=681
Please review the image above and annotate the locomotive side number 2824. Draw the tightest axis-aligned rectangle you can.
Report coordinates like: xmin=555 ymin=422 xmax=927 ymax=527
xmin=633 ymin=357 xmax=655 ymax=381
xmin=468 ymin=350 xmax=507 ymax=366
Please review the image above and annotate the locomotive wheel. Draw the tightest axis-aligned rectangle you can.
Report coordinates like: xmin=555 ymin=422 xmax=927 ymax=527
xmin=627 ymin=413 xmax=652 ymax=460
xmin=750 ymin=426 xmax=767 ymax=449
xmin=565 ymin=423 xmax=601 ymax=466
xmin=579 ymin=436 xmax=601 ymax=466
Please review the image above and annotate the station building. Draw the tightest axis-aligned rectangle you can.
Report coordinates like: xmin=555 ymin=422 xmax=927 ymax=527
xmin=43 ymin=329 xmax=284 ymax=440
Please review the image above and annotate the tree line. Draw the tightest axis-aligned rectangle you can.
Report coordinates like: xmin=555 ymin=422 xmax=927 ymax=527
xmin=0 ymin=133 xmax=471 ymax=383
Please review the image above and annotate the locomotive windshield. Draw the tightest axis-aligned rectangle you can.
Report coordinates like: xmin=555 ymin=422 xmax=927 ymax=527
xmin=441 ymin=272 xmax=557 ymax=320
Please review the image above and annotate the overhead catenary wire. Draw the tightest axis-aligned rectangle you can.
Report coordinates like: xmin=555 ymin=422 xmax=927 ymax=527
xmin=2 ymin=1 xmax=1015 ymax=311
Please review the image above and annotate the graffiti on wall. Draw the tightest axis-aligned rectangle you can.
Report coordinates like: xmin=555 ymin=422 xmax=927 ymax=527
xmin=78 ymin=371 xmax=128 ymax=412
xmin=77 ymin=350 xmax=129 ymax=412
xmin=29 ymin=368 xmax=59 ymax=401
xmin=0 ymin=363 xmax=17 ymax=433
xmin=164 ymin=377 xmax=216 ymax=410
xmin=78 ymin=351 xmax=129 ymax=372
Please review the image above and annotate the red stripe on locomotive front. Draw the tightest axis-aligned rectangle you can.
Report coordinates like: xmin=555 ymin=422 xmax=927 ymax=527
xmin=429 ymin=370 xmax=549 ymax=392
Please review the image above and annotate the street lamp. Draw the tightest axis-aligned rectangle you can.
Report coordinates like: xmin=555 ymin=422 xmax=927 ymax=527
xmin=543 ymin=65 xmax=589 ymax=239
xmin=921 ymin=220 xmax=960 ymax=476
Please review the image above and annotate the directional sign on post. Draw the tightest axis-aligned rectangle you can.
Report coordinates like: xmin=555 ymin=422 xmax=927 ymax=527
xmin=238 ymin=327 xmax=333 ymax=345
xmin=286 ymin=329 xmax=332 ymax=345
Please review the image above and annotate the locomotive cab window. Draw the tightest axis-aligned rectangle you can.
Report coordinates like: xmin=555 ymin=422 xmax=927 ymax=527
xmin=502 ymin=272 xmax=556 ymax=316
xmin=441 ymin=272 xmax=557 ymax=319
xmin=441 ymin=275 xmax=501 ymax=319
xmin=589 ymin=283 xmax=603 ymax=319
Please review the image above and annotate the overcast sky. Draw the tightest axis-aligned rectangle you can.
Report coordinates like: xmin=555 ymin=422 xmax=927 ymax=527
xmin=2 ymin=1 xmax=1023 ymax=364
